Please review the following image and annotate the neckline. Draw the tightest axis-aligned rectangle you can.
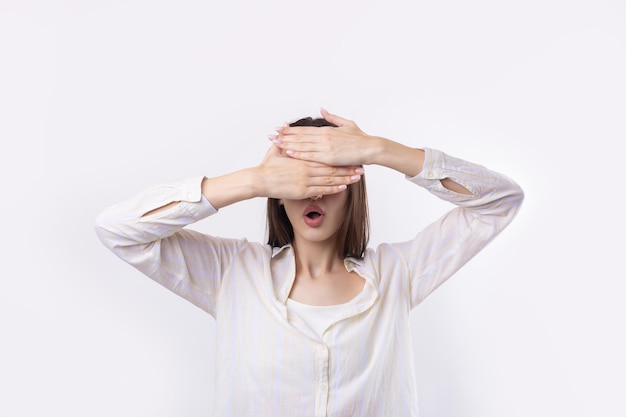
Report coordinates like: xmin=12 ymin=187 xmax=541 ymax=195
xmin=287 ymin=294 xmax=360 ymax=309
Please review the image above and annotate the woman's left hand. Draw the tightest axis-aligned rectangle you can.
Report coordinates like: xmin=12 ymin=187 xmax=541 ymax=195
xmin=269 ymin=109 xmax=379 ymax=167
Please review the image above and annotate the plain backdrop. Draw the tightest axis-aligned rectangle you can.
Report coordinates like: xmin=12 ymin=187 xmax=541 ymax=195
xmin=1 ymin=0 xmax=625 ymax=416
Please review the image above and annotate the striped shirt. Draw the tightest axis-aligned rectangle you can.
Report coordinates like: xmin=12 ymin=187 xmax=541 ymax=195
xmin=95 ymin=148 xmax=524 ymax=417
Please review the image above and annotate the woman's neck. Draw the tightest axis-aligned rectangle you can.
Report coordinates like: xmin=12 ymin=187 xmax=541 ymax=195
xmin=292 ymin=239 xmax=344 ymax=279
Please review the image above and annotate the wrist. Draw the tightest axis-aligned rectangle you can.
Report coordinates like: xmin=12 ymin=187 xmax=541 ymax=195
xmin=368 ymin=137 xmax=425 ymax=177
xmin=246 ymin=166 xmax=267 ymax=199
xmin=363 ymin=135 xmax=387 ymax=166
xmin=201 ymin=168 xmax=260 ymax=210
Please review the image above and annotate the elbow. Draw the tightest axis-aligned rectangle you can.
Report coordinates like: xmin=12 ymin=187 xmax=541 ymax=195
xmin=94 ymin=213 xmax=111 ymax=248
xmin=514 ymin=181 xmax=525 ymax=206
xmin=486 ymin=182 xmax=525 ymax=220
xmin=511 ymin=182 xmax=525 ymax=206
xmin=503 ymin=182 xmax=525 ymax=220
xmin=93 ymin=210 xmax=119 ymax=251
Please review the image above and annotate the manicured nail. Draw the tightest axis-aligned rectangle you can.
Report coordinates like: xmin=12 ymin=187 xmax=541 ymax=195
xmin=350 ymin=175 xmax=361 ymax=181
xmin=354 ymin=167 xmax=364 ymax=174
xmin=286 ymin=150 xmax=295 ymax=155
xmin=338 ymin=184 xmax=347 ymax=190
xmin=268 ymin=135 xmax=281 ymax=144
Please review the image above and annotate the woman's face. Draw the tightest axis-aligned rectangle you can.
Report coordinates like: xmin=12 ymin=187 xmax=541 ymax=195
xmin=281 ymin=190 xmax=349 ymax=246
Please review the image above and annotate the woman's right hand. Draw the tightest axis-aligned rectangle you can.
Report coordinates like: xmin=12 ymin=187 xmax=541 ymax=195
xmin=256 ymin=145 xmax=363 ymax=200
xmin=200 ymin=145 xmax=362 ymax=210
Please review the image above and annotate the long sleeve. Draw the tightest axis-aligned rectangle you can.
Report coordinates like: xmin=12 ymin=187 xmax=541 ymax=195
xmin=94 ymin=176 xmax=248 ymax=316
xmin=388 ymin=148 xmax=524 ymax=309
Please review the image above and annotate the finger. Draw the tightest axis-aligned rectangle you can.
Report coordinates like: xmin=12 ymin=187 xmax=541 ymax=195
xmin=277 ymin=126 xmax=333 ymax=137
xmin=308 ymin=165 xmax=361 ymax=177
xmin=306 ymin=171 xmax=362 ymax=188
xmin=309 ymin=174 xmax=361 ymax=186
xmin=307 ymin=175 xmax=361 ymax=196
xmin=320 ymin=108 xmax=354 ymax=127
xmin=285 ymin=148 xmax=346 ymax=166
xmin=283 ymin=149 xmax=325 ymax=163
xmin=275 ymin=141 xmax=323 ymax=155
xmin=306 ymin=184 xmax=349 ymax=198
xmin=274 ymin=133 xmax=331 ymax=156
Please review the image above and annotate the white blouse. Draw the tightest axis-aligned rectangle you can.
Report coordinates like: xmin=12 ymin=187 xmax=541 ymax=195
xmin=95 ymin=148 xmax=524 ymax=417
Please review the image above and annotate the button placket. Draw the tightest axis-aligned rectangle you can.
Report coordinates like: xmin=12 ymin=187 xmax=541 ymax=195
xmin=314 ymin=343 xmax=329 ymax=417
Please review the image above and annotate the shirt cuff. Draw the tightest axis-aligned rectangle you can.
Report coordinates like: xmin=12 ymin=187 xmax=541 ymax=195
xmin=178 ymin=176 xmax=218 ymax=219
xmin=405 ymin=148 xmax=443 ymax=185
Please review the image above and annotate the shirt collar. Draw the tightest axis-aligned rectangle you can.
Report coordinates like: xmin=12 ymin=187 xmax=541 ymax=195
xmin=271 ymin=244 xmax=292 ymax=258
xmin=270 ymin=244 xmax=377 ymax=305
xmin=272 ymin=243 xmax=366 ymax=265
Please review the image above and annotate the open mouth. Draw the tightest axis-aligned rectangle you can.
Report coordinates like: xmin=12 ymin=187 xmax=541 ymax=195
xmin=303 ymin=205 xmax=325 ymax=227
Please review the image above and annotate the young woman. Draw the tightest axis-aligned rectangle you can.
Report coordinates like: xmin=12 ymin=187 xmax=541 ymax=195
xmin=95 ymin=109 xmax=523 ymax=417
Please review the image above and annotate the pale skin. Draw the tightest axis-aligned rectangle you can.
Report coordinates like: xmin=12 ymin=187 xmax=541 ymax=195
xmin=144 ymin=109 xmax=471 ymax=306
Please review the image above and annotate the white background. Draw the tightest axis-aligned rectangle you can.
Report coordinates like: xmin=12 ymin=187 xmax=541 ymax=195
xmin=1 ymin=0 xmax=625 ymax=416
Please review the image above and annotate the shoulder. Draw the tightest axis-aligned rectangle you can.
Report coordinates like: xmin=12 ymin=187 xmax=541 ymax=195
xmin=172 ymin=229 xmax=271 ymax=261
xmin=349 ymin=244 xmax=411 ymax=281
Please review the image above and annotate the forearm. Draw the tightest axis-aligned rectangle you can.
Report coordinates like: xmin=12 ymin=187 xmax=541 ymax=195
xmin=201 ymin=167 xmax=260 ymax=210
xmin=95 ymin=176 xmax=215 ymax=249
xmin=411 ymin=148 xmax=524 ymax=216
xmin=146 ymin=167 xmax=262 ymax=216
xmin=367 ymin=136 xmax=424 ymax=177
xmin=368 ymin=137 xmax=471 ymax=195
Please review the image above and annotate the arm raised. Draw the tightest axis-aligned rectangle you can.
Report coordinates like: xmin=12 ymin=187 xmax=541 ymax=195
xmin=272 ymin=109 xmax=471 ymax=194
xmin=145 ymin=144 xmax=363 ymax=217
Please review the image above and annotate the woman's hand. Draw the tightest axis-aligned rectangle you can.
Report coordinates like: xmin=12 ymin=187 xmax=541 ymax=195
xmin=269 ymin=109 xmax=381 ymax=167
xmin=256 ymin=145 xmax=363 ymax=200
xmin=271 ymin=108 xmax=430 ymax=178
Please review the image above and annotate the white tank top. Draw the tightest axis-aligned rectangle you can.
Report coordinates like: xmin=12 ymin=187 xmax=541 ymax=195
xmin=286 ymin=297 xmax=356 ymax=337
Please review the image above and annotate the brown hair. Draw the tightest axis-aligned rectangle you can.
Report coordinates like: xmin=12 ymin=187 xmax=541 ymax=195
xmin=266 ymin=117 xmax=369 ymax=259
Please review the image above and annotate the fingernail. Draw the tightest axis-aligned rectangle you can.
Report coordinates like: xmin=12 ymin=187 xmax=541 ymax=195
xmin=354 ymin=167 xmax=364 ymax=174
xmin=274 ymin=126 xmax=284 ymax=132
xmin=268 ymin=135 xmax=281 ymax=144
xmin=338 ymin=184 xmax=347 ymax=190
xmin=350 ymin=175 xmax=361 ymax=181
xmin=285 ymin=150 xmax=295 ymax=155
